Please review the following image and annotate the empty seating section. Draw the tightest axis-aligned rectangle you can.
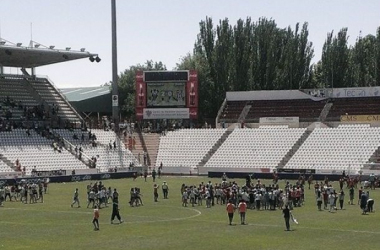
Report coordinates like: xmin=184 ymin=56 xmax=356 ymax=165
xmin=327 ymin=97 xmax=380 ymax=121
xmin=54 ymin=129 xmax=141 ymax=172
xmin=204 ymin=126 xmax=306 ymax=169
xmin=220 ymin=101 xmax=246 ymax=120
xmin=246 ymin=99 xmax=325 ymax=122
xmin=0 ymin=129 xmax=87 ymax=175
xmin=30 ymin=78 xmax=79 ymax=122
xmin=0 ymin=77 xmax=39 ymax=120
xmin=156 ymin=129 xmax=227 ymax=167
xmin=285 ymin=125 xmax=380 ymax=172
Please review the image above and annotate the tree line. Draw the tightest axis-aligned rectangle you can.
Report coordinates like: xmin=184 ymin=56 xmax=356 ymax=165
xmin=117 ymin=17 xmax=380 ymax=121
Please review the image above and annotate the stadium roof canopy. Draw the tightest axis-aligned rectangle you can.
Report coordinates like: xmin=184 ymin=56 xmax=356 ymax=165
xmin=226 ymin=90 xmax=326 ymax=101
xmin=0 ymin=44 xmax=98 ymax=68
xmin=60 ymin=86 xmax=111 ymax=114
xmin=61 ymin=86 xmax=111 ymax=102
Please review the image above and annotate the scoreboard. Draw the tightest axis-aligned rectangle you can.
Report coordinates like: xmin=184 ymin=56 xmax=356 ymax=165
xmin=147 ymin=82 xmax=186 ymax=107
xmin=135 ymin=70 xmax=198 ymax=120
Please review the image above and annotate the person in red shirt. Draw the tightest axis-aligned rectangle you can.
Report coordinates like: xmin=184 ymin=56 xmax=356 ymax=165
xmin=238 ymin=200 xmax=247 ymax=225
xmin=226 ymin=200 xmax=236 ymax=225
xmin=93 ymin=205 xmax=100 ymax=231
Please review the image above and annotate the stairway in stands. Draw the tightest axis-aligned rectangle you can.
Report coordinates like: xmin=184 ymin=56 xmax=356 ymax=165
xmin=196 ymin=128 xmax=234 ymax=168
xmin=129 ymin=132 xmax=160 ymax=168
xmin=368 ymin=146 xmax=380 ymax=164
xmin=26 ymin=76 xmax=83 ymax=124
xmin=319 ymin=101 xmax=333 ymax=122
xmin=238 ymin=104 xmax=251 ymax=123
xmin=0 ymin=154 xmax=16 ymax=172
xmin=277 ymin=129 xmax=313 ymax=168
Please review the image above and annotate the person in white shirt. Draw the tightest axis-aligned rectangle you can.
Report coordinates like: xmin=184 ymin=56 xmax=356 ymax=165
xmin=329 ymin=192 xmax=336 ymax=212
xmin=87 ymin=189 xmax=95 ymax=208
xmin=255 ymin=192 xmax=262 ymax=211
xmin=182 ymin=191 xmax=188 ymax=207
xmin=71 ymin=188 xmax=80 ymax=208
xmin=162 ymin=181 xmax=169 ymax=199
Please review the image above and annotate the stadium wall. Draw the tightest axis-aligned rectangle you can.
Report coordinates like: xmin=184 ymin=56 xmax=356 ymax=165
xmin=0 ymin=171 xmax=136 ymax=186
xmin=207 ymin=171 xmax=372 ymax=181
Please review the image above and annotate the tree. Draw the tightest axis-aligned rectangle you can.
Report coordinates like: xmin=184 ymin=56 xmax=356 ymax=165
xmin=118 ymin=60 xmax=166 ymax=120
xmin=178 ymin=17 xmax=315 ymax=119
xmin=321 ymin=28 xmax=350 ymax=88
xmin=351 ymin=34 xmax=377 ymax=86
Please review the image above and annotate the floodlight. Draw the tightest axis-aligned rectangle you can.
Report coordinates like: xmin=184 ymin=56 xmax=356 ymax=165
xmin=89 ymin=56 xmax=95 ymax=62
xmin=95 ymin=56 xmax=101 ymax=63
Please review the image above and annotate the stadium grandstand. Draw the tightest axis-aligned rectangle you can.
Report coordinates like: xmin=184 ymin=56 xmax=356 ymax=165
xmin=2 ymin=41 xmax=380 ymax=181
xmin=0 ymin=42 xmax=141 ymax=179
xmin=149 ymin=87 xmax=380 ymax=177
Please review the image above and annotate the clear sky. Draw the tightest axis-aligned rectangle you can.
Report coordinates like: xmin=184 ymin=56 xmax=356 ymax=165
xmin=1 ymin=0 xmax=380 ymax=88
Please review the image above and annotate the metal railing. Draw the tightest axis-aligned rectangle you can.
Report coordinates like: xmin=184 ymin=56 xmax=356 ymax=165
xmin=59 ymin=136 xmax=94 ymax=168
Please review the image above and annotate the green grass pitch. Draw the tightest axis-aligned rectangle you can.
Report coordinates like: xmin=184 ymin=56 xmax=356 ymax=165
xmin=1 ymin=176 xmax=380 ymax=250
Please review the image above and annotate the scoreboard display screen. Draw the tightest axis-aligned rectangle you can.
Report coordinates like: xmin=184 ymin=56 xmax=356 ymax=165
xmin=147 ymin=82 xmax=186 ymax=107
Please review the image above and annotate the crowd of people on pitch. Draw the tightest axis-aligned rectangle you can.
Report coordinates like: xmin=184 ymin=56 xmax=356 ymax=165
xmin=180 ymin=175 xmax=305 ymax=211
xmin=314 ymin=180 xmax=375 ymax=214
xmin=0 ymin=180 xmax=48 ymax=206
xmin=83 ymin=182 xmax=115 ymax=209
xmin=129 ymin=187 xmax=143 ymax=207
xmin=70 ymin=181 xmax=124 ymax=229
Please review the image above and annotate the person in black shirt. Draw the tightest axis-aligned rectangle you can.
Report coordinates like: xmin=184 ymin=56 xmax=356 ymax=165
xmin=283 ymin=205 xmax=291 ymax=231
xmin=111 ymin=199 xmax=123 ymax=224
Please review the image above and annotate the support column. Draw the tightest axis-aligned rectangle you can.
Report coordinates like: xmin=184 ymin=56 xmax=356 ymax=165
xmin=111 ymin=0 xmax=119 ymax=132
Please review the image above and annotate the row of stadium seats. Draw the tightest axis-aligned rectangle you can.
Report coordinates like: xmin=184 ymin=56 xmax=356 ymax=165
xmin=0 ymin=128 xmax=142 ymax=175
xmin=155 ymin=128 xmax=227 ymax=167
xmin=327 ymin=98 xmax=380 ymax=120
xmin=245 ymin=99 xmax=326 ymax=121
xmin=285 ymin=125 xmax=380 ymax=171
xmin=219 ymin=101 xmax=246 ymax=120
xmin=154 ymin=124 xmax=380 ymax=173
xmin=0 ymin=129 xmax=87 ymax=175
xmin=0 ymin=75 xmax=82 ymax=123
xmin=204 ymin=127 xmax=306 ymax=168
xmin=0 ymin=129 xmax=51 ymax=145
xmin=1 ymin=125 xmax=379 ymax=175
xmin=220 ymin=97 xmax=380 ymax=123
xmin=53 ymin=129 xmax=141 ymax=171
